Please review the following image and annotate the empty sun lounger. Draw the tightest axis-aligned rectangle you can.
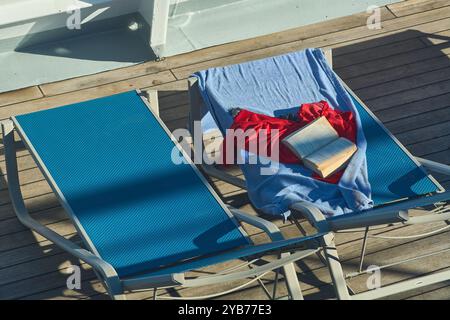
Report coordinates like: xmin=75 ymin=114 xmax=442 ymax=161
xmin=188 ymin=48 xmax=450 ymax=300
xmin=2 ymin=90 xmax=326 ymax=300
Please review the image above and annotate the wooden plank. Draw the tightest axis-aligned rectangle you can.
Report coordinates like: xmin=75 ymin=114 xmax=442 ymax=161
xmin=334 ymin=222 xmax=448 ymax=260
xmin=397 ymin=121 xmax=450 ymax=145
xmin=0 ymin=86 xmax=42 ymax=108
xmin=0 ymin=236 xmax=78 ymax=269
xmin=406 ymin=135 xmax=450 ymax=157
xmin=356 ymin=66 xmax=450 ymax=101
xmin=385 ymin=107 xmax=450 ymax=135
xmin=0 ymin=250 xmax=83 ymax=287
xmin=422 ymin=149 xmax=450 ymax=164
xmin=0 ymin=179 xmax=52 ymax=207
xmin=0 ymin=71 xmax=175 ymax=120
xmin=0 ymin=167 xmax=45 ymax=192
xmin=21 ymin=279 xmax=108 ymax=300
xmin=40 ymin=62 xmax=171 ymax=97
xmin=337 ymin=42 xmax=450 ymax=80
xmin=157 ymin=91 xmax=189 ymax=110
xmin=225 ymin=6 xmax=397 ymax=51
xmin=0 ymin=264 xmax=97 ymax=300
xmin=388 ymin=0 xmax=450 ymax=17
xmin=0 ymin=214 xmax=75 ymax=252
xmin=347 ymin=54 xmax=450 ymax=90
xmin=145 ymin=79 xmax=189 ymax=92
xmin=377 ymin=92 xmax=450 ymax=123
xmin=0 ymin=144 xmax=32 ymax=163
xmin=334 ymin=17 xmax=450 ymax=57
xmin=287 ymin=7 xmax=450 ymax=54
xmin=366 ymin=79 xmax=450 ymax=112
xmin=420 ymin=28 xmax=450 ymax=46
xmin=348 ymin=255 xmax=450 ymax=296
xmin=0 ymin=207 xmax=69 ymax=237
xmin=0 ymin=154 xmax=39 ymax=176
xmin=159 ymin=104 xmax=189 ymax=123
xmin=333 ymin=213 xmax=448 ymax=249
xmin=334 ymin=37 xmax=426 ymax=68
xmin=164 ymin=117 xmax=189 ymax=131
xmin=0 ymin=193 xmax=59 ymax=222
xmin=406 ymin=283 xmax=450 ymax=300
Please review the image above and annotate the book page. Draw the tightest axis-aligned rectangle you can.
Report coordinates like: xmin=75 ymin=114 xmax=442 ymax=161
xmin=304 ymin=137 xmax=357 ymax=177
xmin=282 ymin=116 xmax=339 ymax=159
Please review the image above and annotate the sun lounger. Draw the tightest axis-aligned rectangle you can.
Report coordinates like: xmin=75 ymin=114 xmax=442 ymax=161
xmin=188 ymin=48 xmax=450 ymax=300
xmin=2 ymin=90 xmax=326 ymax=300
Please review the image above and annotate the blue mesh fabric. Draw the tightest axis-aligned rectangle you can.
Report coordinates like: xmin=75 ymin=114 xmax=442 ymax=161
xmin=15 ymin=91 xmax=249 ymax=277
xmin=351 ymin=95 xmax=440 ymax=206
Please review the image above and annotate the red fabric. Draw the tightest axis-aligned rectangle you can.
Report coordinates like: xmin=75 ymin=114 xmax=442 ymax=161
xmin=298 ymin=101 xmax=356 ymax=143
xmin=222 ymin=101 xmax=356 ymax=184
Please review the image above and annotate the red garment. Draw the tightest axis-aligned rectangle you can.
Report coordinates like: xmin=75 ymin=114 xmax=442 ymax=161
xmin=222 ymin=101 xmax=356 ymax=184
xmin=298 ymin=101 xmax=356 ymax=143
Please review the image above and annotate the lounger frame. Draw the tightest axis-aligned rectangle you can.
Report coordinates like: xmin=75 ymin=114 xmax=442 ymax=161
xmin=1 ymin=90 xmax=328 ymax=300
xmin=187 ymin=49 xmax=450 ymax=300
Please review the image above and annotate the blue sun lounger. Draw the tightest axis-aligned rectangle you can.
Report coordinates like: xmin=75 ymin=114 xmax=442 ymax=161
xmin=188 ymin=49 xmax=450 ymax=300
xmin=2 ymin=90 xmax=325 ymax=300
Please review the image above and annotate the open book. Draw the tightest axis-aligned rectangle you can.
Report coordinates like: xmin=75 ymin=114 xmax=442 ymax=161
xmin=282 ymin=116 xmax=357 ymax=178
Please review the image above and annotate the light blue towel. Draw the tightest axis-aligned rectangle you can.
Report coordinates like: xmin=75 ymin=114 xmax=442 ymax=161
xmin=194 ymin=49 xmax=373 ymax=217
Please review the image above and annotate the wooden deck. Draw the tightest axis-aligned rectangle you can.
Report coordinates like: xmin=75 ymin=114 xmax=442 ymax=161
xmin=0 ymin=0 xmax=449 ymax=300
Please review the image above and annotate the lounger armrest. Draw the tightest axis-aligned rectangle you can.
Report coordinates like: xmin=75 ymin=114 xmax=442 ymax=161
xmin=1 ymin=120 xmax=120 ymax=287
xmin=416 ymin=157 xmax=450 ymax=176
xmin=19 ymin=212 xmax=118 ymax=281
xmin=291 ymin=191 xmax=450 ymax=231
xmin=290 ymin=202 xmax=330 ymax=232
xmin=229 ymin=208 xmax=285 ymax=241
xmin=290 ymin=200 xmax=407 ymax=231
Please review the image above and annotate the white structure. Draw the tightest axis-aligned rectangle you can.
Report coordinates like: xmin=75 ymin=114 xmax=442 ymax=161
xmin=0 ymin=0 xmax=402 ymax=92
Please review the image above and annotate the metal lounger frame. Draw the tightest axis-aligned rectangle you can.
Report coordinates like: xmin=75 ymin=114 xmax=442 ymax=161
xmin=187 ymin=49 xmax=450 ymax=300
xmin=1 ymin=90 xmax=326 ymax=300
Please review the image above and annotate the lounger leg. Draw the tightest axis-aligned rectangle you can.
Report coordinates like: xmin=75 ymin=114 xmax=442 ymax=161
xmin=281 ymin=255 xmax=304 ymax=300
xmin=358 ymin=227 xmax=370 ymax=273
xmin=290 ymin=202 xmax=351 ymax=300
xmin=321 ymin=233 xmax=351 ymax=300
xmin=105 ymin=279 xmax=127 ymax=300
